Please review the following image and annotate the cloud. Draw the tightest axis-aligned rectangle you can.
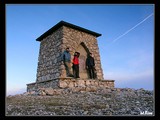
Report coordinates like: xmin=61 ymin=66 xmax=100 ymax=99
xmin=104 ymin=69 xmax=153 ymax=81
xmin=111 ymin=13 xmax=154 ymax=44
xmin=104 ymin=69 xmax=154 ymax=90
xmin=126 ymin=50 xmax=153 ymax=70
xmin=6 ymin=87 xmax=26 ymax=96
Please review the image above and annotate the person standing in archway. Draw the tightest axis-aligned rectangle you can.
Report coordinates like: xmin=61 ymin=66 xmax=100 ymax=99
xmin=72 ymin=52 xmax=80 ymax=78
xmin=86 ymin=53 xmax=96 ymax=79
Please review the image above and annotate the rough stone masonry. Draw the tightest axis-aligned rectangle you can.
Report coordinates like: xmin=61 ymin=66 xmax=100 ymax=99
xmin=27 ymin=21 xmax=114 ymax=92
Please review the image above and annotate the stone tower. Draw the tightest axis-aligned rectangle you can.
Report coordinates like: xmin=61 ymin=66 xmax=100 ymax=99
xmin=27 ymin=21 xmax=114 ymax=92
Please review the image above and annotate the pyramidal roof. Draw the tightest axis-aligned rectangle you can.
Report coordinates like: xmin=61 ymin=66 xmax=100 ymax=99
xmin=36 ymin=20 xmax=102 ymax=41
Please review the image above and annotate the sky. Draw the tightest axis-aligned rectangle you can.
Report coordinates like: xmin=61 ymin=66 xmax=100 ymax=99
xmin=6 ymin=4 xmax=154 ymax=96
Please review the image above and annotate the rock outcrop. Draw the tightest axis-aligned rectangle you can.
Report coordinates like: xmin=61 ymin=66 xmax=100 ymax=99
xmin=6 ymin=88 xmax=154 ymax=116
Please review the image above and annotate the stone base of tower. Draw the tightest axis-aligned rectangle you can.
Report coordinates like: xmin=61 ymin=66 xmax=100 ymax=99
xmin=26 ymin=78 xmax=115 ymax=93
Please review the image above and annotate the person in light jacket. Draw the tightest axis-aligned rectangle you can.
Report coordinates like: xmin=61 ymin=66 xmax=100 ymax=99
xmin=61 ymin=47 xmax=74 ymax=77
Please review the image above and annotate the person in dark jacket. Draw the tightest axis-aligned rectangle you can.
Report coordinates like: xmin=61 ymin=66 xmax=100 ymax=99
xmin=86 ymin=53 xmax=96 ymax=79
xmin=72 ymin=52 xmax=80 ymax=78
xmin=61 ymin=47 xmax=74 ymax=77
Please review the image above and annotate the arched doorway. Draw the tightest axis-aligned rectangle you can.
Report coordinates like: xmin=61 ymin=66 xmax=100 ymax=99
xmin=76 ymin=42 xmax=89 ymax=79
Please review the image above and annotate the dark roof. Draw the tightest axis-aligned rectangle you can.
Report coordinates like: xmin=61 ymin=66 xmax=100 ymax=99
xmin=36 ymin=20 xmax=102 ymax=41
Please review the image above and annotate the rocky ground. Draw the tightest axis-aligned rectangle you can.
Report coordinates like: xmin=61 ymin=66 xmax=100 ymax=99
xmin=6 ymin=88 xmax=154 ymax=116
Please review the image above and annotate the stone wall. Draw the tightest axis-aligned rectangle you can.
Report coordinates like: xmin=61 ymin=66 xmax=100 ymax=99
xmin=36 ymin=27 xmax=63 ymax=82
xmin=36 ymin=25 xmax=104 ymax=82
xmin=62 ymin=26 xmax=104 ymax=79
xmin=27 ymin=78 xmax=114 ymax=93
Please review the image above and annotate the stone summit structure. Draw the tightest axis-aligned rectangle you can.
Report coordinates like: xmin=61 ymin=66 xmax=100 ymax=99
xmin=27 ymin=21 xmax=114 ymax=92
